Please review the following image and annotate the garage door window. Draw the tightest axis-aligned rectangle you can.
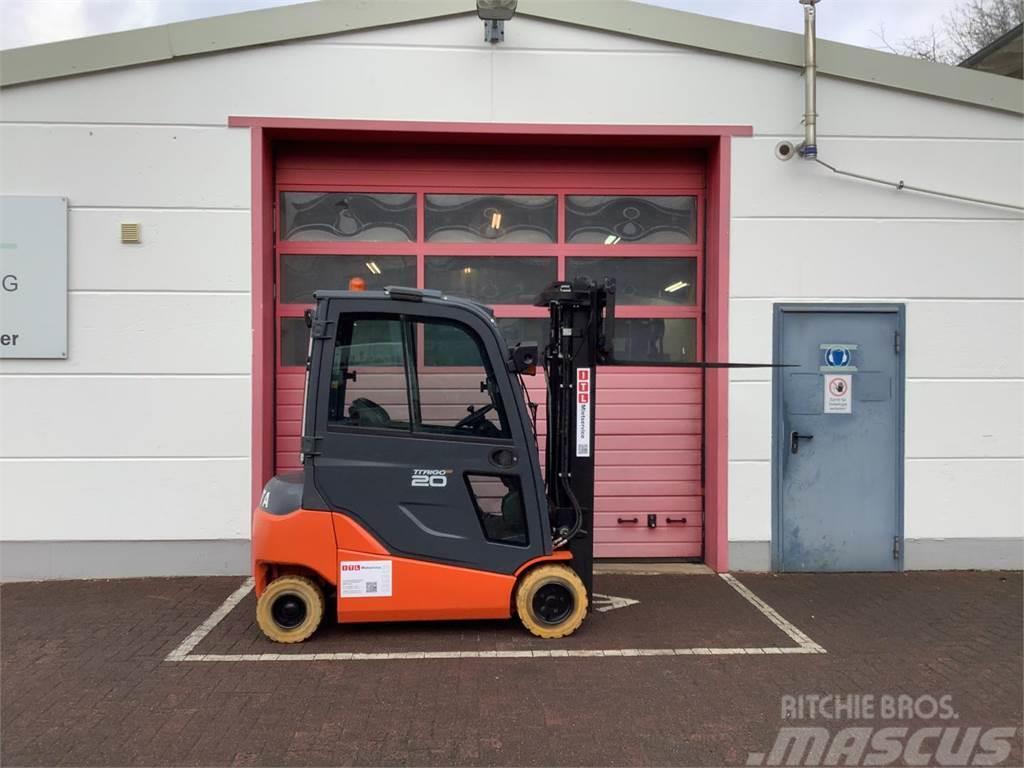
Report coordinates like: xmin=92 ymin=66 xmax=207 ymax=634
xmin=425 ymin=255 xmax=556 ymax=304
xmin=566 ymin=257 xmax=697 ymax=306
xmin=280 ymin=192 xmax=417 ymax=242
xmin=281 ymin=254 xmax=416 ymax=304
xmin=566 ymin=195 xmax=696 ymax=244
xmin=425 ymin=195 xmax=556 ymax=243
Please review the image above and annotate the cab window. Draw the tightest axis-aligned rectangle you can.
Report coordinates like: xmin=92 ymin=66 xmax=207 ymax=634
xmin=328 ymin=316 xmax=410 ymax=431
xmin=327 ymin=314 xmax=510 ymax=440
xmin=411 ymin=318 xmax=510 ymax=440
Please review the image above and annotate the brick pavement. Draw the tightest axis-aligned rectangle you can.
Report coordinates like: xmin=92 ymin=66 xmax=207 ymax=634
xmin=1 ymin=572 xmax=1020 ymax=766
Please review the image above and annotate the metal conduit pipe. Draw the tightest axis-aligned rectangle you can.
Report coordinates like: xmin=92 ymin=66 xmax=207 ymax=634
xmin=785 ymin=0 xmax=1023 ymax=213
xmin=798 ymin=0 xmax=819 ymax=159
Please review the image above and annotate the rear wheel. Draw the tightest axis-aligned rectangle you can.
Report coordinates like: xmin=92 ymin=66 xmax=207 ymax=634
xmin=256 ymin=574 xmax=324 ymax=643
xmin=515 ymin=564 xmax=588 ymax=639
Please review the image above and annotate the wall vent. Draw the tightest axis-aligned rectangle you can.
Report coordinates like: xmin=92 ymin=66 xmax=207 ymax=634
xmin=120 ymin=223 xmax=140 ymax=244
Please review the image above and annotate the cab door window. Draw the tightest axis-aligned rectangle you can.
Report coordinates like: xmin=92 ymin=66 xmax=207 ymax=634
xmin=328 ymin=316 xmax=410 ymax=431
xmin=411 ymin=318 xmax=510 ymax=440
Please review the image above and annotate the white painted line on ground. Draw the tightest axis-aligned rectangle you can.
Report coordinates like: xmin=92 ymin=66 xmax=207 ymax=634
xmin=592 ymin=592 xmax=640 ymax=612
xmin=164 ymin=573 xmax=825 ymax=663
xmin=719 ymin=572 xmax=827 ymax=654
xmin=178 ymin=645 xmax=825 ymax=662
xmin=164 ymin=577 xmax=254 ymax=661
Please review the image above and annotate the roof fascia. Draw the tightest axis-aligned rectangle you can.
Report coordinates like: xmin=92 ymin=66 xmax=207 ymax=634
xmin=0 ymin=0 xmax=471 ymax=88
xmin=1 ymin=0 xmax=1020 ymax=116
xmin=519 ymin=0 xmax=1024 ymax=115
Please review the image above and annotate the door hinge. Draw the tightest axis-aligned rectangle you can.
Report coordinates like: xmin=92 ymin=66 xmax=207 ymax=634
xmin=301 ymin=435 xmax=321 ymax=457
xmin=892 ymin=536 xmax=901 ymax=560
xmin=894 ymin=330 xmax=901 ymax=355
xmin=272 ymin=201 xmax=278 ymax=237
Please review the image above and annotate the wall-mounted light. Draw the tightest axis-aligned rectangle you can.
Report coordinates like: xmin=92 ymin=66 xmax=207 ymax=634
xmin=477 ymin=0 xmax=517 ymax=43
xmin=366 ymin=261 xmax=382 ymax=275
xmin=490 ymin=210 xmax=503 ymax=229
xmin=603 ymin=235 xmax=621 ymax=245
xmin=463 ymin=266 xmax=474 ymax=275
xmin=664 ymin=281 xmax=689 ymax=293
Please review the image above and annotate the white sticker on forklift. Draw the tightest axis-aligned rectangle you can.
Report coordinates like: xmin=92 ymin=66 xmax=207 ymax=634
xmin=339 ymin=560 xmax=392 ymax=598
xmin=576 ymin=368 xmax=592 ymax=457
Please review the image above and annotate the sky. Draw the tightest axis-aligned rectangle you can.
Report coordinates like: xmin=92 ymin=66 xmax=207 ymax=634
xmin=0 ymin=0 xmax=965 ymax=52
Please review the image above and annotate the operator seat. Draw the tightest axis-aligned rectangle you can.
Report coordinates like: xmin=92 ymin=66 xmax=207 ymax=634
xmin=348 ymin=397 xmax=391 ymax=427
xmin=495 ymin=485 xmax=527 ymax=544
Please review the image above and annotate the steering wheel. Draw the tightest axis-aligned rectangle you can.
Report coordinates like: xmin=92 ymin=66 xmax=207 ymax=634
xmin=454 ymin=404 xmax=495 ymax=433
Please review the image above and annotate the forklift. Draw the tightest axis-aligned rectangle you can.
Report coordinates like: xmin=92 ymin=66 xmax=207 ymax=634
xmin=252 ymin=278 xmax=615 ymax=641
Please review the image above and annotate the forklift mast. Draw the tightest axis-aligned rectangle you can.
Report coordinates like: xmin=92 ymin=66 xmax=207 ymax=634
xmin=535 ymin=278 xmax=616 ymax=600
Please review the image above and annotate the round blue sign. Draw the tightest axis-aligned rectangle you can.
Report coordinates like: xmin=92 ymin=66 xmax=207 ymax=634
xmin=824 ymin=347 xmax=850 ymax=367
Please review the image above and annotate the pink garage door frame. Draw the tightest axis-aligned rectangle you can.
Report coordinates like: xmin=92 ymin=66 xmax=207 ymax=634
xmin=230 ymin=117 xmax=752 ymax=572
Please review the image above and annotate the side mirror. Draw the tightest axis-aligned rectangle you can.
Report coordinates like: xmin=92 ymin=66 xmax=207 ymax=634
xmin=508 ymin=343 xmax=538 ymax=375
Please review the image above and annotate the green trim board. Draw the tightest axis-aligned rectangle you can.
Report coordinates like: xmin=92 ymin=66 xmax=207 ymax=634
xmin=1 ymin=0 xmax=1021 ymax=115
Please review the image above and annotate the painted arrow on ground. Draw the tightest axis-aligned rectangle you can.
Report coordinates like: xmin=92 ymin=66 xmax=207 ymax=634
xmin=592 ymin=593 xmax=640 ymax=613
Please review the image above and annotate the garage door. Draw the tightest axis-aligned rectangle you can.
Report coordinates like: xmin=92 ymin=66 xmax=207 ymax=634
xmin=273 ymin=143 xmax=705 ymax=558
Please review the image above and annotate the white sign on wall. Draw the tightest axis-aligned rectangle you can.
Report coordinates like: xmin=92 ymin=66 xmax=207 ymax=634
xmin=0 ymin=196 xmax=68 ymax=359
xmin=824 ymin=374 xmax=852 ymax=414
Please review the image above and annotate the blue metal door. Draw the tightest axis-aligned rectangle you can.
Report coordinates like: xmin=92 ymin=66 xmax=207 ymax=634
xmin=773 ymin=306 xmax=904 ymax=572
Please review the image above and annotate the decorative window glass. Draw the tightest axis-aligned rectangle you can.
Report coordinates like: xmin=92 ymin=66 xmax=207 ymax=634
xmin=425 ymin=195 xmax=556 ymax=243
xmin=566 ymin=257 xmax=697 ymax=306
xmin=425 ymin=256 xmax=556 ymax=304
xmin=280 ymin=192 xmax=416 ymax=242
xmin=611 ymin=318 xmax=698 ymax=364
xmin=280 ymin=255 xmax=416 ymax=304
xmin=566 ymin=195 xmax=697 ymax=244
xmin=280 ymin=317 xmax=309 ymax=367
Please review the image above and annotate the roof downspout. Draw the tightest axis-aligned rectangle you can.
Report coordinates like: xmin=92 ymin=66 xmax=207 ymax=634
xmin=798 ymin=0 xmax=819 ymax=159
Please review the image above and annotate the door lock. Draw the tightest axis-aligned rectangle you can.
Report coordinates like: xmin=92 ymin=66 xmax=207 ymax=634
xmin=647 ymin=514 xmax=657 ymax=528
xmin=790 ymin=431 xmax=814 ymax=454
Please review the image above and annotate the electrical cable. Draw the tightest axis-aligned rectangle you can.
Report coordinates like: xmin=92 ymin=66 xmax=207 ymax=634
xmin=813 ymin=157 xmax=1024 ymax=213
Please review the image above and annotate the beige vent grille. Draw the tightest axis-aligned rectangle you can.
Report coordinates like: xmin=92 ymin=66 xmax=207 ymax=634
xmin=120 ymin=223 xmax=140 ymax=244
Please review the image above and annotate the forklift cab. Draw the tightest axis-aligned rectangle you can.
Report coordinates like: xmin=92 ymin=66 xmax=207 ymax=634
xmin=301 ymin=287 xmax=551 ymax=575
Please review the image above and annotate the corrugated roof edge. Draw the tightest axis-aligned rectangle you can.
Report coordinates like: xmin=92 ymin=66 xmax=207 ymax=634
xmin=0 ymin=0 xmax=1021 ymax=116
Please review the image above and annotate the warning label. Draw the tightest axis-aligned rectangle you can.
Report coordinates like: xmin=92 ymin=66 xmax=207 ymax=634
xmin=824 ymin=374 xmax=852 ymax=415
xmin=339 ymin=560 xmax=392 ymax=598
xmin=576 ymin=368 xmax=592 ymax=457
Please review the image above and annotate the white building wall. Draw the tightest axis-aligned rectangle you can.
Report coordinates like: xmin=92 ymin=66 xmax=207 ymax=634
xmin=0 ymin=14 xmax=1021 ymax=576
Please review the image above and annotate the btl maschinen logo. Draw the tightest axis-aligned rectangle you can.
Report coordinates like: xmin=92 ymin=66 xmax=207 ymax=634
xmin=746 ymin=694 xmax=1017 ymax=767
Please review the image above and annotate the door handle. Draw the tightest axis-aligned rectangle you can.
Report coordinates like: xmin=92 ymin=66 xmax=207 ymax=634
xmin=616 ymin=517 xmax=638 ymax=524
xmin=489 ymin=449 xmax=518 ymax=468
xmin=790 ymin=431 xmax=814 ymax=454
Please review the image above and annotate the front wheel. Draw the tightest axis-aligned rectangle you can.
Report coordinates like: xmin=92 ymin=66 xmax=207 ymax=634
xmin=256 ymin=574 xmax=324 ymax=643
xmin=515 ymin=564 xmax=588 ymax=639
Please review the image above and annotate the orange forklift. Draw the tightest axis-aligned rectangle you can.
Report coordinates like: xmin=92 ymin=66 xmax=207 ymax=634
xmin=252 ymin=279 xmax=615 ymax=641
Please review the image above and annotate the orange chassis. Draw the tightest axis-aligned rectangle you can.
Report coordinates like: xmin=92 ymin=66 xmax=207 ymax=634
xmin=252 ymin=507 xmax=572 ymax=624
